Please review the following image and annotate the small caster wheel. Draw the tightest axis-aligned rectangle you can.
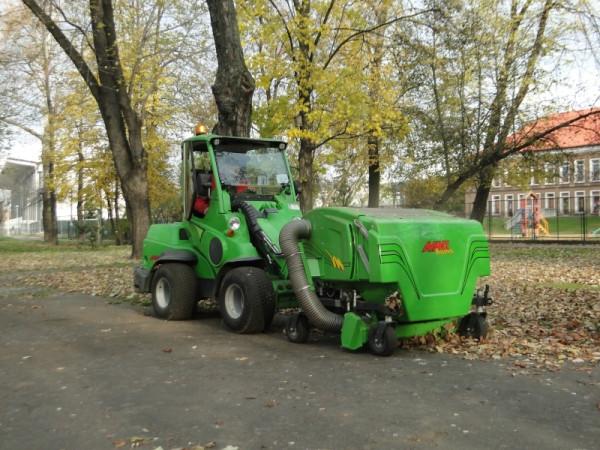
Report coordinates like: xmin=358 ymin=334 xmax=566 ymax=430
xmin=286 ymin=313 xmax=310 ymax=343
xmin=457 ymin=312 xmax=488 ymax=339
xmin=368 ymin=323 xmax=397 ymax=357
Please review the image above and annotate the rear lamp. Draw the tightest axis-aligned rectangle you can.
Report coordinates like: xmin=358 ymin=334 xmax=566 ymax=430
xmin=194 ymin=123 xmax=208 ymax=135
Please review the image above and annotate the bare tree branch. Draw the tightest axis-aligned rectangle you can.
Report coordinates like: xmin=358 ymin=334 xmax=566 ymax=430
xmin=22 ymin=0 xmax=100 ymax=102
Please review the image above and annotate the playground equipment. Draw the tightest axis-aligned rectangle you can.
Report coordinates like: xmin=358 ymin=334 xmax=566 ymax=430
xmin=505 ymin=192 xmax=550 ymax=237
xmin=134 ymin=129 xmax=492 ymax=356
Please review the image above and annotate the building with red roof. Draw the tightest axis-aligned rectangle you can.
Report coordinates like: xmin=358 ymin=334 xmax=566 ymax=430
xmin=473 ymin=109 xmax=600 ymax=219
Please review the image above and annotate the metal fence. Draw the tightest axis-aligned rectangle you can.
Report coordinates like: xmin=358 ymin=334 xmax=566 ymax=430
xmin=0 ymin=215 xmax=127 ymax=242
xmin=476 ymin=195 xmax=600 ymax=241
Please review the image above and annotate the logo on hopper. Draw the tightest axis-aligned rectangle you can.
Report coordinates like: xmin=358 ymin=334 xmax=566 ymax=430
xmin=422 ymin=240 xmax=453 ymax=255
xmin=326 ymin=251 xmax=345 ymax=271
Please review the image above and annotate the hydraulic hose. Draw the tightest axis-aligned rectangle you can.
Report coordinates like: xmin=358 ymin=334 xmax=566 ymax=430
xmin=279 ymin=219 xmax=343 ymax=332
xmin=233 ymin=201 xmax=282 ymax=273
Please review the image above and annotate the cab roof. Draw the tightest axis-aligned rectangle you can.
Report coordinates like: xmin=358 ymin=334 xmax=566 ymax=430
xmin=182 ymin=133 xmax=287 ymax=148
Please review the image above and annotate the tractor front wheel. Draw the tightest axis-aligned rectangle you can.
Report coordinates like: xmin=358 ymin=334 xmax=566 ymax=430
xmin=218 ymin=267 xmax=275 ymax=334
xmin=151 ymin=263 xmax=198 ymax=320
xmin=368 ymin=323 xmax=397 ymax=357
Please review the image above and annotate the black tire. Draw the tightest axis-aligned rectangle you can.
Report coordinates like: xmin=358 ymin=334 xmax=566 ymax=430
xmin=218 ymin=267 xmax=275 ymax=334
xmin=286 ymin=313 xmax=310 ymax=343
xmin=457 ymin=312 xmax=489 ymax=339
xmin=368 ymin=323 xmax=397 ymax=357
xmin=151 ymin=263 xmax=198 ymax=320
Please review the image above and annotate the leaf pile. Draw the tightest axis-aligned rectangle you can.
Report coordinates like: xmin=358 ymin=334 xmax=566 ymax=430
xmin=0 ymin=245 xmax=148 ymax=304
xmin=0 ymin=241 xmax=598 ymax=370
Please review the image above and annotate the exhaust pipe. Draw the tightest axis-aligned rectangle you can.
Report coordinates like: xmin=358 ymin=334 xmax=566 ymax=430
xmin=279 ymin=220 xmax=343 ymax=332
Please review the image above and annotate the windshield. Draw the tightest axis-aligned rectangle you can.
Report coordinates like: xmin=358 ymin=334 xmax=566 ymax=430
xmin=215 ymin=146 xmax=290 ymax=195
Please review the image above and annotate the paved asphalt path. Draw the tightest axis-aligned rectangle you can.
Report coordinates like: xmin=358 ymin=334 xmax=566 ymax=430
xmin=1 ymin=287 xmax=599 ymax=450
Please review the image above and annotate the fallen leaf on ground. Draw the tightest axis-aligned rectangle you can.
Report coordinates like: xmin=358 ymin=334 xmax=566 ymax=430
xmin=1 ymin=242 xmax=598 ymax=372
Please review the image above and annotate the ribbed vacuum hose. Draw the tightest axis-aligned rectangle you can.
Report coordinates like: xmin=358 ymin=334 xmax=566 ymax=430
xmin=279 ymin=220 xmax=343 ymax=332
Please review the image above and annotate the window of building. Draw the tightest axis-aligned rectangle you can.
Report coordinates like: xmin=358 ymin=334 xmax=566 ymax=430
xmin=492 ymin=177 xmax=501 ymax=188
xmin=591 ymin=159 xmax=600 ymax=182
xmin=505 ymin=194 xmax=514 ymax=217
xmin=560 ymin=162 xmax=570 ymax=184
xmin=575 ymin=191 xmax=585 ymax=213
xmin=544 ymin=192 xmax=555 ymax=210
xmin=518 ymin=193 xmax=526 ymax=209
xmin=544 ymin=163 xmax=555 ymax=185
xmin=591 ymin=190 xmax=600 ymax=215
xmin=491 ymin=195 xmax=500 ymax=215
xmin=503 ymin=169 xmax=511 ymax=187
xmin=560 ymin=192 xmax=570 ymax=214
xmin=530 ymin=168 xmax=538 ymax=186
xmin=574 ymin=160 xmax=585 ymax=183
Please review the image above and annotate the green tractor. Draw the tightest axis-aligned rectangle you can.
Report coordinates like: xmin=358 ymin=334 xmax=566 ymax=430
xmin=134 ymin=130 xmax=491 ymax=356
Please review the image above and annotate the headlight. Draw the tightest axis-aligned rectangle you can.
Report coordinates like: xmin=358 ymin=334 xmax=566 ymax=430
xmin=228 ymin=217 xmax=241 ymax=231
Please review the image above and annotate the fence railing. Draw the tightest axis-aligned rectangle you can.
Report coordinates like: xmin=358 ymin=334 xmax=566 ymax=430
xmin=4 ymin=197 xmax=599 ymax=242
xmin=473 ymin=195 xmax=600 ymax=241
xmin=0 ymin=216 xmax=128 ymax=242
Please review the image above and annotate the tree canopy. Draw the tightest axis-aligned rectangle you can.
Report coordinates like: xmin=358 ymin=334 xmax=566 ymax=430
xmin=0 ymin=0 xmax=597 ymax=248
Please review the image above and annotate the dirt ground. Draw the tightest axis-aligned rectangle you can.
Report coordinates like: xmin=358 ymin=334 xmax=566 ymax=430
xmin=1 ymin=288 xmax=599 ymax=449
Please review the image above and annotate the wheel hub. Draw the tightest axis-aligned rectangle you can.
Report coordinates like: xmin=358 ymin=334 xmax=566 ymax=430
xmin=155 ymin=277 xmax=171 ymax=309
xmin=224 ymin=283 xmax=244 ymax=319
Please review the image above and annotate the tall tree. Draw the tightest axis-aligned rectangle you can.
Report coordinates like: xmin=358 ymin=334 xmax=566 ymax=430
xmin=207 ymin=0 xmax=255 ymax=137
xmin=0 ymin=3 xmax=59 ymax=243
xmin=240 ymin=0 xmax=417 ymax=210
xmin=365 ymin=1 xmax=390 ymax=208
xmin=23 ymin=0 xmax=151 ymax=256
xmin=395 ymin=0 xmax=598 ymax=221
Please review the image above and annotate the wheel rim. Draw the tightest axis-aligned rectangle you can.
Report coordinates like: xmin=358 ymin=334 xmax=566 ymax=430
xmin=372 ymin=337 xmax=385 ymax=351
xmin=224 ymin=283 xmax=244 ymax=319
xmin=155 ymin=277 xmax=171 ymax=309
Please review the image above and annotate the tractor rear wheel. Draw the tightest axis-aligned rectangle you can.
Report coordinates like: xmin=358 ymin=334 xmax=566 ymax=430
xmin=368 ymin=323 xmax=397 ymax=357
xmin=151 ymin=263 xmax=198 ymax=320
xmin=218 ymin=267 xmax=275 ymax=334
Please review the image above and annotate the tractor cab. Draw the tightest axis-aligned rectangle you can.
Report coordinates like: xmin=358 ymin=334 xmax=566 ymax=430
xmin=182 ymin=132 xmax=299 ymax=221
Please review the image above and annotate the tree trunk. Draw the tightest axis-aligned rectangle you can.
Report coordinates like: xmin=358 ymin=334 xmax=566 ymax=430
xmin=206 ymin=0 xmax=255 ymax=137
xmin=88 ymin=0 xmax=149 ymax=257
xmin=41 ymin=124 xmax=58 ymax=244
xmin=41 ymin=158 xmax=58 ymax=244
xmin=76 ymin=143 xmax=85 ymax=240
xmin=114 ymin=180 xmax=122 ymax=245
xmin=120 ymin=170 xmax=149 ymax=250
xmin=367 ymin=136 xmax=380 ymax=208
xmin=105 ymin=189 xmax=115 ymax=241
xmin=40 ymin=10 xmax=58 ymax=245
xmin=366 ymin=2 xmax=388 ymax=208
xmin=469 ymin=167 xmax=495 ymax=222
xmin=298 ymin=138 xmax=315 ymax=211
